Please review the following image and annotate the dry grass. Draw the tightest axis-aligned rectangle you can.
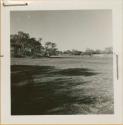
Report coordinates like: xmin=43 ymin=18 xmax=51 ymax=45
xmin=11 ymin=56 xmax=114 ymax=115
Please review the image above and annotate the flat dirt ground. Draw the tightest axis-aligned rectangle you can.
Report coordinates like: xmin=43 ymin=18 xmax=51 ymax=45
xmin=11 ymin=56 xmax=114 ymax=115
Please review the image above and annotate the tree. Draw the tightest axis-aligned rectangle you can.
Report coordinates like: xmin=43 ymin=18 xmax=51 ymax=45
xmin=11 ymin=35 xmax=18 ymax=57
xmin=85 ymin=48 xmax=94 ymax=56
xmin=10 ymin=31 xmax=44 ymax=57
xmin=94 ymin=49 xmax=102 ymax=54
xmin=11 ymin=31 xmax=33 ymax=57
xmin=11 ymin=31 xmax=58 ymax=58
xmin=72 ymin=49 xmax=82 ymax=55
xmin=104 ymin=47 xmax=113 ymax=54
xmin=17 ymin=31 xmax=30 ymax=51
xmin=26 ymin=37 xmax=44 ymax=57
xmin=63 ymin=50 xmax=72 ymax=55
xmin=44 ymin=42 xmax=57 ymax=57
xmin=10 ymin=32 xmax=30 ymax=57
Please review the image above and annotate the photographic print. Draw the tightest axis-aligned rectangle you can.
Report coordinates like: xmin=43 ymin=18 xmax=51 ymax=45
xmin=10 ymin=10 xmax=114 ymax=115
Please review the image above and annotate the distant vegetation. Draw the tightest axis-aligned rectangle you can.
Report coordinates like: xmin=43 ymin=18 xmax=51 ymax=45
xmin=11 ymin=31 xmax=113 ymax=58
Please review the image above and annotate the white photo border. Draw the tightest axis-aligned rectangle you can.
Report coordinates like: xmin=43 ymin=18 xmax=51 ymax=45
xmin=1 ymin=0 xmax=123 ymax=124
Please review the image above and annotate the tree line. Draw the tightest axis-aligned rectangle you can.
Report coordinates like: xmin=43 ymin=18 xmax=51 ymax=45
xmin=11 ymin=31 xmax=113 ymax=57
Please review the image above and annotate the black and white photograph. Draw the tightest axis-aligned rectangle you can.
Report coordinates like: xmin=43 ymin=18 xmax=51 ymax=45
xmin=10 ymin=10 xmax=114 ymax=115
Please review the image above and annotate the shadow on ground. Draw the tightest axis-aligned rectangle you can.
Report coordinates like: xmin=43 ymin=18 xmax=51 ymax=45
xmin=11 ymin=65 xmax=101 ymax=115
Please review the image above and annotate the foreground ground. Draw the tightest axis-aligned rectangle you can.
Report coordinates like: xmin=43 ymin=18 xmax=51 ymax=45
xmin=11 ymin=56 xmax=114 ymax=115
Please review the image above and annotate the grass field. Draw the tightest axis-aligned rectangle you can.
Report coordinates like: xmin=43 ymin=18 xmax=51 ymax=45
xmin=11 ymin=56 xmax=114 ymax=115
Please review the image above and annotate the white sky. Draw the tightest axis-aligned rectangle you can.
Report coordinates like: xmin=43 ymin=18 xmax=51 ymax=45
xmin=10 ymin=10 xmax=112 ymax=51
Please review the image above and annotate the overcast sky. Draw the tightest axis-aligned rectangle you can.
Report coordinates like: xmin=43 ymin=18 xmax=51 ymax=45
xmin=10 ymin=10 xmax=112 ymax=51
